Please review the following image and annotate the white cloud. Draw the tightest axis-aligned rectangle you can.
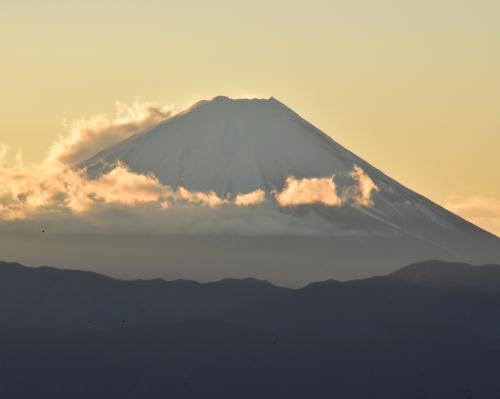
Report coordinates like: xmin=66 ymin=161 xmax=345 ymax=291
xmin=274 ymin=165 xmax=378 ymax=208
xmin=275 ymin=176 xmax=342 ymax=207
xmin=45 ymin=101 xmax=172 ymax=169
xmin=234 ymin=189 xmax=266 ymax=206
xmin=344 ymin=165 xmax=379 ymax=206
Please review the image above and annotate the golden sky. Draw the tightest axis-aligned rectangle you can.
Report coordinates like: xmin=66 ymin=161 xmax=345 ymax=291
xmin=1 ymin=0 xmax=499 ymax=234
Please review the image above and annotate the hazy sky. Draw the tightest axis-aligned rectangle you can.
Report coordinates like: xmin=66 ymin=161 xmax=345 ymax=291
xmin=1 ymin=0 xmax=499 ymax=234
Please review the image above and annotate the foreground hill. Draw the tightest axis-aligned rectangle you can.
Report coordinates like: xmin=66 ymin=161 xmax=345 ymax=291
xmin=390 ymin=259 xmax=500 ymax=291
xmin=1 ymin=260 xmax=500 ymax=398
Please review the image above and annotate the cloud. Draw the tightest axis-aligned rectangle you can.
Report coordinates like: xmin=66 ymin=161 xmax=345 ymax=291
xmin=345 ymin=165 xmax=379 ymax=206
xmin=177 ymin=187 xmax=230 ymax=208
xmin=0 ymin=144 xmax=8 ymax=165
xmin=0 ymin=160 xmax=345 ymax=236
xmin=0 ymin=163 xmax=261 ymax=220
xmin=275 ymin=176 xmax=342 ymax=207
xmin=74 ymin=163 xmax=174 ymax=211
xmin=445 ymin=195 xmax=500 ymax=237
xmin=0 ymin=161 xmax=378 ymax=224
xmin=45 ymin=101 xmax=172 ymax=169
xmin=274 ymin=165 xmax=378 ymax=208
xmin=0 ymin=163 xmax=173 ymax=219
xmin=234 ymin=189 xmax=266 ymax=206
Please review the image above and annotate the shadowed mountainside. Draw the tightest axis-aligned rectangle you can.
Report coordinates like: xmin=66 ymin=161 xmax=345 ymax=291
xmin=389 ymin=259 xmax=500 ymax=291
xmin=1 ymin=260 xmax=500 ymax=398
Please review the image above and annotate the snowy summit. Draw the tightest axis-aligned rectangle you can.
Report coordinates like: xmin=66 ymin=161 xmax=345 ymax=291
xmin=79 ymin=96 xmax=499 ymax=265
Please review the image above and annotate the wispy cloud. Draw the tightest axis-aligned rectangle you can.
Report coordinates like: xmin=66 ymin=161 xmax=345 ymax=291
xmin=14 ymin=150 xmax=23 ymax=170
xmin=177 ymin=187 xmax=230 ymax=208
xmin=346 ymin=165 xmax=379 ymax=206
xmin=445 ymin=195 xmax=500 ymax=237
xmin=45 ymin=101 xmax=172 ymax=169
xmin=0 ymin=144 xmax=8 ymax=165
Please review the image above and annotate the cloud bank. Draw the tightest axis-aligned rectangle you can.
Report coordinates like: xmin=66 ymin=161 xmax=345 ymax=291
xmin=0 ymin=100 xmax=381 ymax=235
xmin=0 ymin=159 xmax=377 ymax=222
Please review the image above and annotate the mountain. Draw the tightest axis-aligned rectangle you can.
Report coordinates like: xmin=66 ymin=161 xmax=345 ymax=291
xmin=2 ymin=260 xmax=500 ymax=398
xmin=81 ymin=96 xmax=362 ymax=194
xmin=1 ymin=97 xmax=497 ymax=286
xmin=78 ymin=96 xmax=500 ymax=262
xmin=2 ymin=259 xmax=500 ymax=331
xmin=389 ymin=259 xmax=500 ymax=291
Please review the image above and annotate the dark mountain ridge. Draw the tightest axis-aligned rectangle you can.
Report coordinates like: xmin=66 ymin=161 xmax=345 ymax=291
xmin=2 ymin=259 xmax=500 ymax=398
xmin=2 ymin=259 xmax=500 ymax=332
xmin=389 ymin=259 xmax=500 ymax=291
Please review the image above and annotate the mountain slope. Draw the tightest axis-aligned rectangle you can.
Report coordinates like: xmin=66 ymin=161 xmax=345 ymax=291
xmin=78 ymin=96 xmax=499 ymax=264
xmin=81 ymin=96 xmax=362 ymax=194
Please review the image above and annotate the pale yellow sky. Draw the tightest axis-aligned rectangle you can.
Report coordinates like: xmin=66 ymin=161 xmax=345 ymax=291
xmin=1 ymin=0 xmax=499 ymax=234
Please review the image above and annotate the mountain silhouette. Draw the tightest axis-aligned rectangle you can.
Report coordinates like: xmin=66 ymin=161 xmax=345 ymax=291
xmin=1 ymin=259 xmax=500 ymax=398
xmin=389 ymin=259 xmax=500 ymax=291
